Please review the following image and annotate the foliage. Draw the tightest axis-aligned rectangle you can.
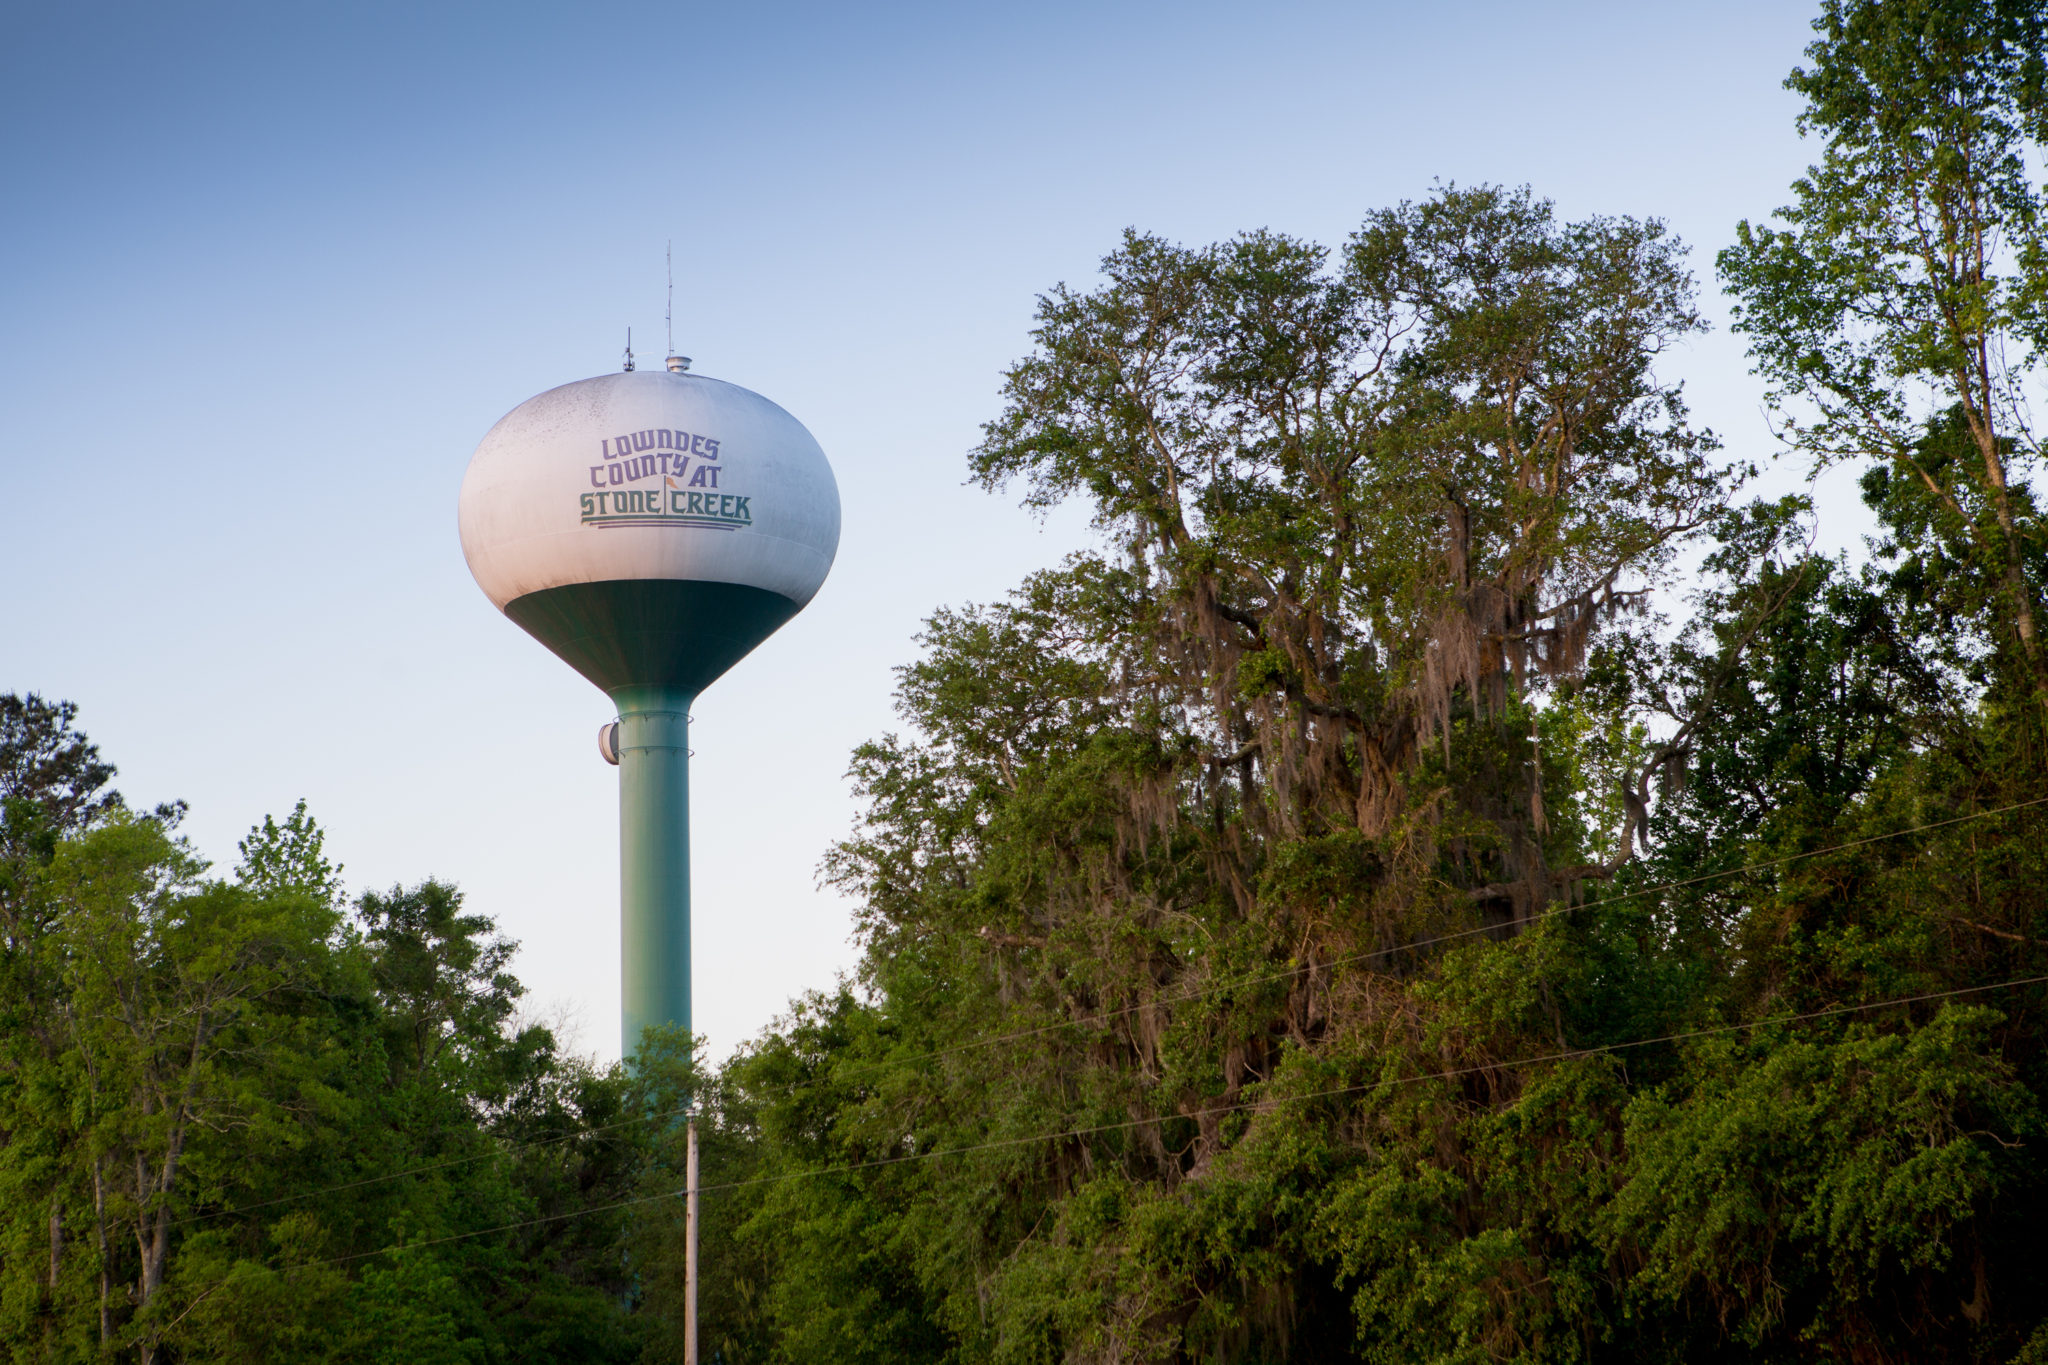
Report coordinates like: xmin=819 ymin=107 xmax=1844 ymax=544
xmin=677 ymin=33 xmax=2048 ymax=1357
xmin=0 ymin=763 xmax=644 ymax=1363
xmin=1719 ymin=0 xmax=2048 ymax=709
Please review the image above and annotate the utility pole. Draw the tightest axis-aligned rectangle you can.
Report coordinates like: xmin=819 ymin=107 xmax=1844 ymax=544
xmin=685 ymin=1112 xmax=700 ymax=1365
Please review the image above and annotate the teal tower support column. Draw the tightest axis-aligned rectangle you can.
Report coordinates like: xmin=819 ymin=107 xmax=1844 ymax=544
xmin=613 ymin=684 xmax=696 ymax=1052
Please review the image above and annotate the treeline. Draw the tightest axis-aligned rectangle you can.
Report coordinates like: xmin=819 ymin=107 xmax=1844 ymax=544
xmin=0 ymin=693 xmax=710 ymax=1362
xmin=684 ymin=3 xmax=2048 ymax=1362
xmin=9 ymin=0 xmax=2048 ymax=1360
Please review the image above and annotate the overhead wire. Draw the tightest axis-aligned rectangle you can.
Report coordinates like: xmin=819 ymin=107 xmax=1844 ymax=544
xmin=171 ymin=793 xmax=2048 ymax=1231
xmin=268 ymin=968 xmax=2048 ymax=1274
xmin=817 ymin=792 xmax=2048 ymax=1077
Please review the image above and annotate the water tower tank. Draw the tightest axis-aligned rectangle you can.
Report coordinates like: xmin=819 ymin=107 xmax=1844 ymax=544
xmin=459 ymin=364 xmax=840 ymax=1052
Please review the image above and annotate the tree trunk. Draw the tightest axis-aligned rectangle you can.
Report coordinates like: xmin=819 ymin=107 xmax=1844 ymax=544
xmin=136 ymin=1203 xmax=170 ymax=1365
xmin=1966 ymin=419 xmax=2048 ymax=708
xmin=92 ymin=1158 xmax=110 ymax=1347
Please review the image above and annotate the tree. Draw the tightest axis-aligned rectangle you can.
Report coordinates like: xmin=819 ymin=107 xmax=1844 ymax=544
xmin=0 ymin=694 xmax=118 ymax=838
xmin=768 ymin=187 xmax=1746 ymax=1363
xmin=235 ymin=799 xmax=344 ymax=907
xmin=1720 ymin=0 xmax=2048 ymax=711
xmin=357 ymin=880 xmax=522 ymax=1087
xmin=706 ymin=155 xmax=2048 ymax=1358
xmin=54 ymin=818 xmax=349 ymax=1365
xmin=972 ymin=186 xmax=1728 ymax=914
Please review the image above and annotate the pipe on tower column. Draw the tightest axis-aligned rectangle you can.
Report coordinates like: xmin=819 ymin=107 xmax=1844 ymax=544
xmin=610 ymin=685 xmax=696 ymax=1057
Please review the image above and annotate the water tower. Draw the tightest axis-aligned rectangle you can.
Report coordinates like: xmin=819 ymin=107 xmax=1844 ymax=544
xmin=458 ymin=354 xmax=840 ymax=1055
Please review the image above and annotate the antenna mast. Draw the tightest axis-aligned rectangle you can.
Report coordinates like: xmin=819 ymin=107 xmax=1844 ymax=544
xmin=665 ymin=242 xmax=691 ymax=373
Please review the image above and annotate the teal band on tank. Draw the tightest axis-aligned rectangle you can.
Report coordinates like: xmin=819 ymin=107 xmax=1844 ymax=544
xmin=504 ymin=579 xmax=803 ymax=694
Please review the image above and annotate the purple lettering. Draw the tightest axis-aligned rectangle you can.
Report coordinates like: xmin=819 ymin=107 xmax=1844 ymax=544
xmin=590 ymin=466 xmax=607 ymax=488
xmin=632 ymin=429 xmax=655 ymax=452
xmin=703 ymin=438 xmax=720 ymax=459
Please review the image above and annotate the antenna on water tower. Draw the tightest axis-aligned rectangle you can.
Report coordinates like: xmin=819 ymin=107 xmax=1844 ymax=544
xmin=622 ymin=327 xmax=635 ymax=373
xmin=666 ymin=242 xmax=691 ymax=373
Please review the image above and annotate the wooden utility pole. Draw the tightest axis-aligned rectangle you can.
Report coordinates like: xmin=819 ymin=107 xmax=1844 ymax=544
xmin=685 ymin=1113 xmax=700 ymax=1365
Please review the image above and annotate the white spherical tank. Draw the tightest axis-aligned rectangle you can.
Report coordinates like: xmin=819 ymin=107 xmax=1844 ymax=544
xmin=458 ymin=369 xmax=840 ymax=695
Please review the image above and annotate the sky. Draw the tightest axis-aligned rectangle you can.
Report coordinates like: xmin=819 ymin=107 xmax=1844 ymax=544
xmin=0 ymin=0 xmax=1845 ymax=1062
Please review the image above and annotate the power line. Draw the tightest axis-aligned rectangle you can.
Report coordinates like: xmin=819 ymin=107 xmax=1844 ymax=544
xmin=167 ymin=1101 xmax=701 ymax=1228
xmin=281 ymin=969 xmax=2048 ymax=1273
xmin=836 ymin=793 xmax=2048 ymax=1078
xmin=171 ymin=793 xmax=2048 ymax=1229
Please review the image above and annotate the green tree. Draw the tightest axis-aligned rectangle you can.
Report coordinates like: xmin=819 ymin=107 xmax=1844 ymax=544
xmin=235 ymin=798 xmax=344 ymax=907
xmin=0 ymin=694 xmax=118 ymax=839
xmin=1720 ymin=0 xmax=2048 ymax=710
xmin=358 ymin=879 xmax=523 ymax=1086
xmin=0 ymin=719 xmax=645 ymax=1363
xmin=758 ymin=186 xmax=1745 ymax=1363
xmin=686 ymin=152 xmax=2048 ymax=1358
xmin=47 ymin=816 xmax=344 ymax=1364
xmin=971 ymin=187 xmax=1728 ymax=911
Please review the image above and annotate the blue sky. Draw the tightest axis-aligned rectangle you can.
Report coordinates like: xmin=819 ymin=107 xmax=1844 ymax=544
xmin=1 ymin=0 xmax=1839 ymax=1060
